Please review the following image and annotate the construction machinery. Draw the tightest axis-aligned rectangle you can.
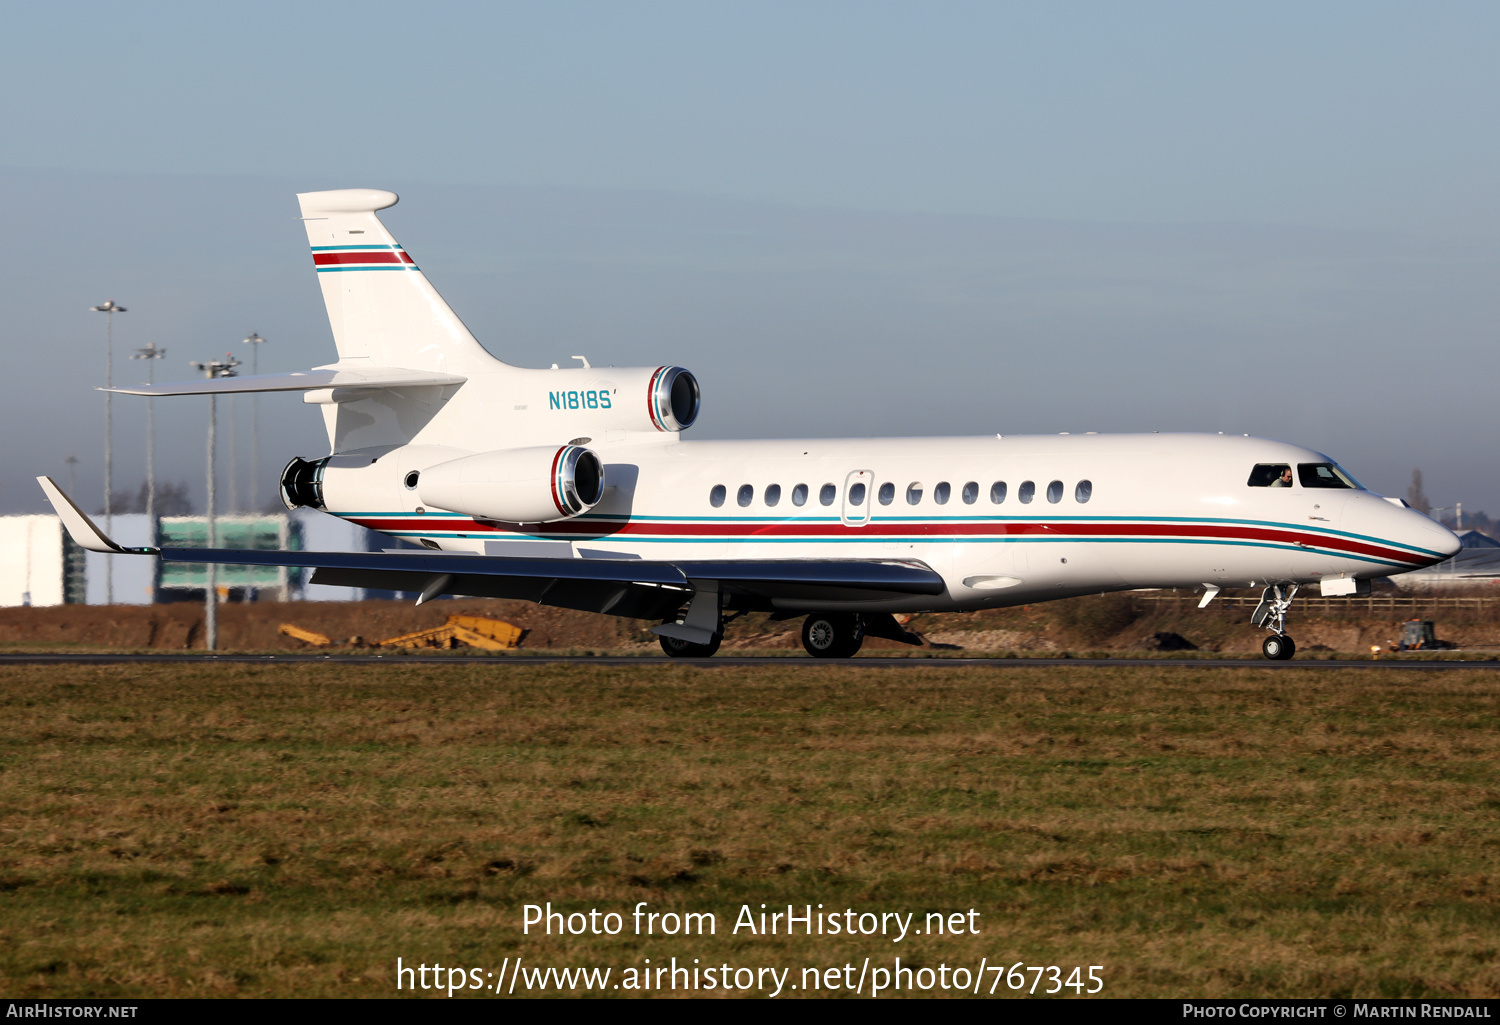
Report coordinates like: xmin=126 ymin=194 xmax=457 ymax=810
xmin=278 ymin=615 xmax=525 ymax=651
xmin=376 ymin=615 xmax=525 ymax=651
xmin=1396 ymin=619 xmax=1453 ymax=651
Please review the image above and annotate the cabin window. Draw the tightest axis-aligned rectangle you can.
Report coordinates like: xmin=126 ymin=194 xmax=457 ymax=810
xmin=934 ymin=482 xmax=951 ymax=505
xmin=962 ymin=481 xmax=979 ymax=505
xmin=878 ymin=482 xmax=895 ymax=505
xmin=1248 ymin=463 xmax=1294 ymax=487
xmin=906 ymin=482 xmax=924 ymax=505
xmin=792 ymin=483 xmax=808 ymax=506
xmin=1298 ymin=463 xmax=1360 ymax=489
xmin=1075 ymin=480 xmax=1093 ymax=503
xmin=737 ymin=484 xmax=753 ymax=507
xmin=1019 ymin=480 xmax=1036 ymax=504
xmin=849 ymin=482 xmax=866 ymax=506
xmin=710 ymin=484 xmax=726 ymax=508
xmin=990 ymin=481 xmax=1007 ymax=504
xmin=820 ymin=483 xmax=837 ymax=506
xmin=1047 ymin=480 xmax=1064 ymax=503
xmin=765 ymin=483 xmax=781 ymax=507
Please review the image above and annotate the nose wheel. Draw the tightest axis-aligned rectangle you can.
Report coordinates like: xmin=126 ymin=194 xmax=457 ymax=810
xmin=1261 ymin=633 xmax=1296 ymax=661
xmin=1252 ymin=585 xmax=1299 ymax=660
xmin=801 ymin=613 xmax=864 ymax=658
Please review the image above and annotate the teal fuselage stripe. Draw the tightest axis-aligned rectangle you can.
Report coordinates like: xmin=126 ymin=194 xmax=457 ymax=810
xmin=314 ymin=266 xmax=421 ymax=273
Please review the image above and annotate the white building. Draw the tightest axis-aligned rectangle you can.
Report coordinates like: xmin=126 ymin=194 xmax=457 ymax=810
xmin=0 ymin=516 xmax=75 ymax=607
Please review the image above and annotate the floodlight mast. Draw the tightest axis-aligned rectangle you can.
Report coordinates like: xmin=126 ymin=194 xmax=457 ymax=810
xmin=90 ymin=299 xmax=126 ymax=603
xmin=131 ymin=343 xmax=167 ymax=528
xmin=242 ymin=333 xmax=266 ymax=510
xmin=189 ymin=353 xmax=240 ymax=651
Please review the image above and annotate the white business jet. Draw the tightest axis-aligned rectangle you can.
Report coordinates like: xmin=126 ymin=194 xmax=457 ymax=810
xmin=38 ymin=189 xmax=1461 ymax=660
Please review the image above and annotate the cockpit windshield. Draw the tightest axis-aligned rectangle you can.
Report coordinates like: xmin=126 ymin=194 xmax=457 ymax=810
xmin=1248 ymin=461 xmax=1364 ymax=489
xmin=1298 ymin=463 xmax=1362 ymax=489
xmin=1247 ymin=464 xmax=1294 ymax=487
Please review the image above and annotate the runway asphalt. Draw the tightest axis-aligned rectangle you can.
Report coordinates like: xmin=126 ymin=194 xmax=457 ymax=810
xmin=0 ymin=653 xmax=1494 ymax=669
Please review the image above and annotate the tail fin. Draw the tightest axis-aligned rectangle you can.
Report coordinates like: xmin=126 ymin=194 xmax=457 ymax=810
xmin=297 ymin=189 xmax=505 ymax=374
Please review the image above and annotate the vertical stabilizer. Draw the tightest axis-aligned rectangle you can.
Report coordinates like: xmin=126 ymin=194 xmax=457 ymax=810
xmin=297 ymin=189 xmax=505 ymax=374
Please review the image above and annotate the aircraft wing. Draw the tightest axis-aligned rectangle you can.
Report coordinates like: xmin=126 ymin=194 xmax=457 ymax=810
xmin=37 ymin=476 xmax=943 ymax=620
xmin=102 ymin=365 xmax=466 ymax=397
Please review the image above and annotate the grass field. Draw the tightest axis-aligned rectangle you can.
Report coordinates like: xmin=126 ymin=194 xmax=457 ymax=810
xmin=1 ymin=661 xmax=1497 ymax=999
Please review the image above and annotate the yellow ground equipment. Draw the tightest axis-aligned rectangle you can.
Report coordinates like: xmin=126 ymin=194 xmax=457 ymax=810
xmin=377 ymin=615 xmax=525 ymax=651
xmin=278 ymin=623 xmax=333 ymax=647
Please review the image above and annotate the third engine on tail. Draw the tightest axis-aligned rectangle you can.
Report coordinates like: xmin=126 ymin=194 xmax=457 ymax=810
xmin=415 ymin=444 xmax=604 ymax=523
xmin=522 ymin=364 xmax=700 ymax=436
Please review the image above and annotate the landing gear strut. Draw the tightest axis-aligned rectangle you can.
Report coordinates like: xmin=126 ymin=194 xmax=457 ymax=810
xmin=801 ymin=613 xmax=864 ymax=658
xmin=1252 ymin=584 xmax=1298 ymax=661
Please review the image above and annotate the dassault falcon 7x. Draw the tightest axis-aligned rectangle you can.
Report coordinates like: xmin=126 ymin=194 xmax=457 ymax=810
xmin=39 ymin=189 xmax=1461 ymax=659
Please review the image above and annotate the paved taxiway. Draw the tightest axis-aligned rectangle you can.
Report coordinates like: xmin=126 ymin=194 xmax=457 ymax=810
xmin=0 ymin=653 xmax=1494 ymax=670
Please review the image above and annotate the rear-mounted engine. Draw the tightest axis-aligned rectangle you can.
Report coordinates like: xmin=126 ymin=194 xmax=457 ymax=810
xmin=418 ymin=444 xmax=604 ymax=523
xmin=280 ymin=456 xmax=329 ymax=510
xmin=649 ymin=367 xmax=700 ymax=432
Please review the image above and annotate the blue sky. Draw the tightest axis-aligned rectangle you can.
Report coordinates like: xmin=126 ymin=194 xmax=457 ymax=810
xmin=2 ymin=2 xmax=1498 ymax=515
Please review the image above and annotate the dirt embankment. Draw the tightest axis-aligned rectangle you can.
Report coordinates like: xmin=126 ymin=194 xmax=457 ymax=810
xmin=2 ymin=592 xmax=1497 ymax=654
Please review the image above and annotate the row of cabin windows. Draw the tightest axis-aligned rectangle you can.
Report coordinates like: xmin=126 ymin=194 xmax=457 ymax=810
xmin=708 ymin=479 xmax=1094 ymax=509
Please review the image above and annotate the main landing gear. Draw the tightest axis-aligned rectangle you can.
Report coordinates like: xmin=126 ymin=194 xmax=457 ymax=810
xmin=656 ymin=604 xmax=920 ymax=660
xmin=658 ymin=632 xmax=722 ymax=658
xmin=801 ymin=612 xmax=865 ymax=659
xmin=796 ymin=612 xmax=922 ymax=658
xmin=1252 ymin=584 xmax=1298 ymax=661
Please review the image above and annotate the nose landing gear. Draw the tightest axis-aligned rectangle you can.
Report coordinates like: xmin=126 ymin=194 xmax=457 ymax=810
xmin=1253 ymin=584 xmax=1298 ymax=660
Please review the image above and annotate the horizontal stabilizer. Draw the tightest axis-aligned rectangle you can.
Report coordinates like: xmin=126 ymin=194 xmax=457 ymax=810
xmin=104 ymin=366 xmax=467 ymax=397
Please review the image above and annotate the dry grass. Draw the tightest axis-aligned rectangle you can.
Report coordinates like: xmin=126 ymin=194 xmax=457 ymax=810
xmin=0 ymin=662 xmax=1498 ymax=998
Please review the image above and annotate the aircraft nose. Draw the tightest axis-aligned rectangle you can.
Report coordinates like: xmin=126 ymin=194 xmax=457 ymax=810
xmin=1409 ymin=511 xmax=1462 ymax=563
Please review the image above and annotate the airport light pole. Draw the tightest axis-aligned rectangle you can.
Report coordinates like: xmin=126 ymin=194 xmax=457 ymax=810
xmin=64 ymin=455 xmax=78 ymax=494
xmin=190 ymin=354 xmax=240 ymax=651
xmin=243 ymin=333 xmax=266 ymax=510
xmin=131 ymin=343 xmax=166 ymax=529
xmin=90 ymin=299 xmax=126 ymax=603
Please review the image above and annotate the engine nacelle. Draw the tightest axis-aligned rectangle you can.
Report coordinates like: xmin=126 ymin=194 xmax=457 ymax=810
xmin=281 ymin=455 xmax=329 ymax=510
xmin=525 ymin=365 xmax=700 ymax=435
xmin=645 ymin=366 xmax=700 ymax=432
xmin=417 ymin=445 xmax=604 ymax=523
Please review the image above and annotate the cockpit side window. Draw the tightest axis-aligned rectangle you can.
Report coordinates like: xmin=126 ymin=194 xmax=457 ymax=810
xmin=1248 ymin=463 xmax=1294 ymax=487
xmin=1298 ymin=463 xmax=1360 ymax=489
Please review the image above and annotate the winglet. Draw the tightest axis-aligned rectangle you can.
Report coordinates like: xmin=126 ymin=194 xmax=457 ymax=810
xmin=35 ymin=476 xmax=156 ymax=555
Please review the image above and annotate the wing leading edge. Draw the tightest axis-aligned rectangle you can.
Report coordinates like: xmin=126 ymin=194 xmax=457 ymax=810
xmin=37 ymin=477 xmax=944 ymax=619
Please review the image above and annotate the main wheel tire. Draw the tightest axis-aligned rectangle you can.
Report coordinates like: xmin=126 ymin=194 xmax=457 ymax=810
xmin=1262 ymin=634 xmax=1295 ymax=661
xmin=659 ymin=633 xmax=721 ymax=658
xmin=801 ymin=613 xmax=864 ymax=659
